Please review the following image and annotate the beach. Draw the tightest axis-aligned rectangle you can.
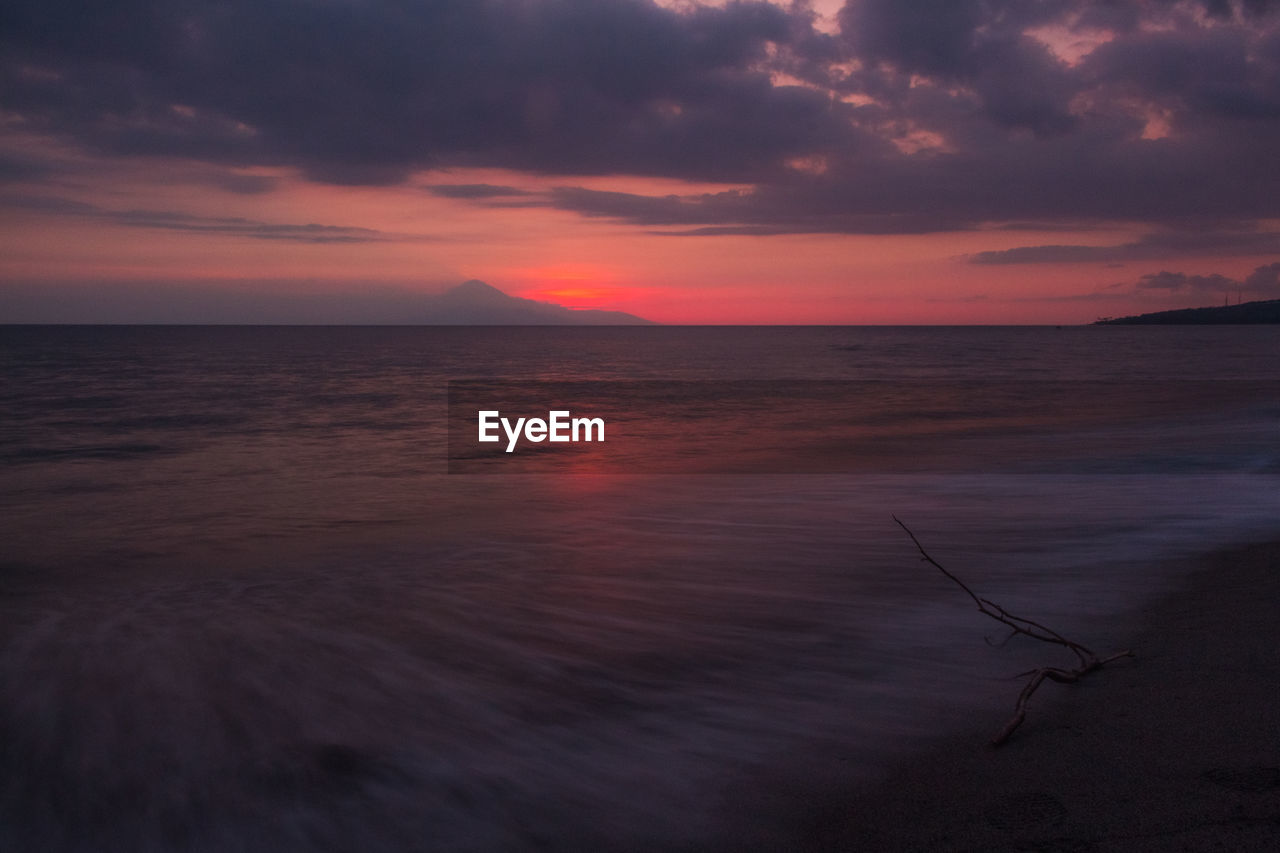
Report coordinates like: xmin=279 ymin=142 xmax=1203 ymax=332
xmin=782 ymin=540 xmax=1280 ymax=852
xmin=7 ymin=0 xmax=1280 ymax=845
xmin=4 ymin=539 xmax=1275 ymax=853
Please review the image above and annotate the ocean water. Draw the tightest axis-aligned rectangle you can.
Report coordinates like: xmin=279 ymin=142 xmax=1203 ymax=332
xmin=2 ymin=325 xmax=1279 ymax=851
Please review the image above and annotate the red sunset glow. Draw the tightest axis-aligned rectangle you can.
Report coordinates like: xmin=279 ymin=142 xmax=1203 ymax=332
xmin=3 ymin=1 xmax=1279 ymax=324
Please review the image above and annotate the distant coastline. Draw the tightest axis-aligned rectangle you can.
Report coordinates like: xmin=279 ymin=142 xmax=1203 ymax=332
xmin=1094 ymin=298 xmax=1280 ymax=325
xmin=426 ymin=280 xmax=654 ymax=325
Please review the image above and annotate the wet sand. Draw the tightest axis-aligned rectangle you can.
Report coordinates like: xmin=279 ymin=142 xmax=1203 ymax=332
xmin=798 ymin=540 xmax=1280 ymax=852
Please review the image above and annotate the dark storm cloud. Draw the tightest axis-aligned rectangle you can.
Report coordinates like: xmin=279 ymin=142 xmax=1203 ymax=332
xmin=3 ymin=0 xmax=1280 ymax=234
xmin=5 ymin=194 xmax=391 ymax=243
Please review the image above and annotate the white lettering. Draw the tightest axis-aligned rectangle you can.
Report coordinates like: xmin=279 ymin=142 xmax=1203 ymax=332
xmin=549 ymin=410 xmax=570 ymax=442
xmin=501 ymin=416 xmax=526 ymax=453
xmin=572 ymin=416 xmax=605 ymax=442
xmin=478 ymin=410 xmax=500 ymax=443
xmin=478 ymin=410 xmax=605 ymax=452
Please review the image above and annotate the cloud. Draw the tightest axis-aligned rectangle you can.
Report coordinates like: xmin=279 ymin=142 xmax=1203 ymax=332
xmin=1134 ymin=270 xmax=1239 ymax=291
xmin=1 ymin=0 xmax=829 ymax=184
xmin=547 ymin=186 xmax=722 ymax=226
xmin=427 ymin=184 xmax=532 ymax=199
xmin=1243 ymin=260 xmax=1280 ymax=289
xmin=970 ymin=230 xmax=1280 ymax=264
xmin=540 ymin=184 xmax=966 ymax=234
xmin=837 ymin=0 xmax=1080 ymax=135
xmin=0 ymin=151 xmax=52 ymax=183
xmin=201 ymin=171 xmax=279 ymax=195
xmin=4 ymin=194 xmax=392 ymax=243
xmin=115 ymin=211 xmax=387 ymax=243
xmin=3 ymin=0 xmax=1280 ymax=235
xmin=1123 ymin=260 xmax=1280 ymax=295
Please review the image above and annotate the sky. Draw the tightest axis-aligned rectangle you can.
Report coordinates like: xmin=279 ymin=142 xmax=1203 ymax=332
xmin=3 ymin=0 xmax=1280 ymax=324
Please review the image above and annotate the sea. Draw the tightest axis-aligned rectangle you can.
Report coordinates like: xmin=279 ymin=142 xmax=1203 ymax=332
xmin=2 ymin=324 xmax=1279 ymax=851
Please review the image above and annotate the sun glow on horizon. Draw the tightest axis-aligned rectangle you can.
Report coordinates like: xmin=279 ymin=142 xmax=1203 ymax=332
xmin=526 ymin=287 xmax=611 ymax=303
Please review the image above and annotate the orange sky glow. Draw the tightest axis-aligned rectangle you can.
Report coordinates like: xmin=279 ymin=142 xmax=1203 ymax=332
xmin=2 ymin=149 xmax=1275 ymax=324
xmin=3 ymin=1 xmax=1279 ymax=324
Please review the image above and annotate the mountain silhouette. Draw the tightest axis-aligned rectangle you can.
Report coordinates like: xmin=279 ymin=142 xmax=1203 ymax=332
xmin=425 ymin=280 xmax=653 ymax=325
xmin=1094 ymin=298 xmax=1280 ymax=325
xmin=440 ymin=279 xmax=511 ymax=303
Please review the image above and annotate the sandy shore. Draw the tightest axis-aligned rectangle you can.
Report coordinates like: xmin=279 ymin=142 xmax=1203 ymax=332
xmin=789 ymin=540 xmax=1280 ymax=852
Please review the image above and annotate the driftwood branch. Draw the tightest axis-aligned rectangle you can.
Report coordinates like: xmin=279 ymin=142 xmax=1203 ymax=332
xmin=894 ymin=516 xmax=1133 ymax=746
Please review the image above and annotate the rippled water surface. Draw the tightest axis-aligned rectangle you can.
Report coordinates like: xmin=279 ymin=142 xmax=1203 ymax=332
xmin=3 ymin=325 xmax=1279 ymax=850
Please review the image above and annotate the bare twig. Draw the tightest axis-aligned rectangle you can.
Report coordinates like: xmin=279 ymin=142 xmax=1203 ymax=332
xmin=894 ymin=516 xmax=1133 ymax=746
